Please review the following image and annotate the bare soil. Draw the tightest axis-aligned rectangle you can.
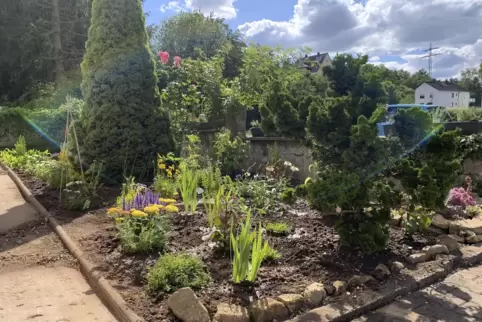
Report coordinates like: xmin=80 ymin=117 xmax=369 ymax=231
xmin=15 ymin=171 xmax=438 ymax=321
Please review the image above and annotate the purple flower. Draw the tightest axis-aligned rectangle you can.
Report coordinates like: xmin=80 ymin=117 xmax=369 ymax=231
xmin=122 ymin=189 xmax=161 ymax=211
xmin=446 ymin=187 xmax=476 ymax=208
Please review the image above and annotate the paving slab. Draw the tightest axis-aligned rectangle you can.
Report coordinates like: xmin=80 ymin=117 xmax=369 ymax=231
xmin=0 ymin=266 xmax=116 ymax=321
xmin=354 ymin=265 xmax=482 ymax=322
xmin=0 ymin=174 xmax=38 ymax=233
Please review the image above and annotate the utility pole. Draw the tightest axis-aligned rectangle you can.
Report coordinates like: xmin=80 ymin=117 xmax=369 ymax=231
xmin=421 ymin=43 xmax=441 ymax=77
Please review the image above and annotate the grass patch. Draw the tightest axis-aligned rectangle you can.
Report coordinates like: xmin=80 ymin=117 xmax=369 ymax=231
xmin=266 ymin=222 xmax=290 ymax=235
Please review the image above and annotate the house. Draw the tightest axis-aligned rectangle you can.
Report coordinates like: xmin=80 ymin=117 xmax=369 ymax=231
xmin=415 ymin=82 xmax=471 ymax=108
xmin=300 ymin=52 xmax=332 ymax=74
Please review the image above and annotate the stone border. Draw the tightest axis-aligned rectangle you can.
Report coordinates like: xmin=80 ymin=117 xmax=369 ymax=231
xmin=0 ymin=162 xmax=143 ymax=322
xmin=285 ymin=245 xmax=482 ymax=322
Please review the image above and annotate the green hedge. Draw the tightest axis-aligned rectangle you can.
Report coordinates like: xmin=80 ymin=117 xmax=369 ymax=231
xmin=0 ymin=98 xmax=82 ymax=151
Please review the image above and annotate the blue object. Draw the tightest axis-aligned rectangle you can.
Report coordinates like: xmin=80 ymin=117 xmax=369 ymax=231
xmin=378 ymin=104 xmax=443 ymax=137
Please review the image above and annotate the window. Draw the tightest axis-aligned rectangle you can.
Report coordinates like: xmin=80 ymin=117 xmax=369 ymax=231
xmin=452 ymin=93 xmax=455 ymax=98
xmin=420 ymin=94 xmax=425 ymax=99
xmin=452 ymin=102 xmax=454 ymax=107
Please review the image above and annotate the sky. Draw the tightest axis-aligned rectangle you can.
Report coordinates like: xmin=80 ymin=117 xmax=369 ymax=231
xmin=144 ymin=0 xmax=482 ymax=79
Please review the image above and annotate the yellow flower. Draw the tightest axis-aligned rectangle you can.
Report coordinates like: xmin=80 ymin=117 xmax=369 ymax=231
xmin=107 ymin=207 xmax=122 ymax=215
xmin=156 ymin=204 xmax=165 ymax=210
xmin=144 ymin=205 xmax=160 ymax=215
xmin=120 ymin=210 xmax=130 ymax=216
xmin=165 ymin=204 xmax=179 ymax=213
xmin=158 ymin=163 xmax=167 ymax=170
xmin=131 ymin=210 xmax=148 ymax=217
xmin=115 ymin=217 xmax=124 ymax=223
xmin=159 ymin=198 xmax=176 ymax=204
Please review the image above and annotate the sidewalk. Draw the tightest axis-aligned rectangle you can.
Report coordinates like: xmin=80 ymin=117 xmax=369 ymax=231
xmin=0 ymin=173 xmax=116 ymax=321
xmin=355 ymin=265 xmax=482 ymax=322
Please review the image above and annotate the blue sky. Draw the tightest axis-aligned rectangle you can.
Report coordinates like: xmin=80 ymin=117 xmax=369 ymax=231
xmin=143 ymin=0 xmax=482 ymax=79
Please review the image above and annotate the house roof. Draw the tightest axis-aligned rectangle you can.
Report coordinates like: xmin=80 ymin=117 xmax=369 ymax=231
xmin=425 ymin=82 xmax=468 ymax=92
xmin=306 ymin=52 xmax=328 ymax=63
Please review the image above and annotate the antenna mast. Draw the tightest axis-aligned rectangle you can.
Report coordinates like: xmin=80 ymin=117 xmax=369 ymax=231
xmin=421 ymin=43 xmax=441 ymax=77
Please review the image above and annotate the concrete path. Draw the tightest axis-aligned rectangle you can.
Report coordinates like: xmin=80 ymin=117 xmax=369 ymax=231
xmin=355 ymin=265 xmax=482 ymax=322
xmin=0 ymin=172 xmax=116 ymax=321
xmin=0 ymin=173 xmax=38 ymax=233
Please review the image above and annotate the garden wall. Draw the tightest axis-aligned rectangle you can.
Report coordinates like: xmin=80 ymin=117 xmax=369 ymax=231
xmin=381 ymin=121 xmax=482 ymax=136
xmin=245 ymin=137 xmax=312 ymax=181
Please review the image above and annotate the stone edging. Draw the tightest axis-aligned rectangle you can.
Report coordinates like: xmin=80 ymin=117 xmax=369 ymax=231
xmin=285 ymin=244 xmax=482 ymax=321
xmin=0 ymin=162 xmax=143 ymax=322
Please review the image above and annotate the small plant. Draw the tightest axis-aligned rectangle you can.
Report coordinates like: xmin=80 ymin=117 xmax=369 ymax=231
xmin=466 ymin=205 xmax=482 ymax=218
xmin=117 ymin=176 xmax=137 ymax=207
xmin=265 ymin=245 xmax=281 ymax=261
xmin=147 ymin=253 xmax=211 ymax=294
xmin=14 ymin=135 xmax=27 ymax=156
xmin=61 ymin=181 xmax=92 ymax=211
xmin=404 ymin=206 xmax=434 ymax=235
xmin=446 ymin=187 xmax=476 ymax=208
xmin=266 ymin=222 xmax=290 ymax=235
xmin=153 ymin=153 xmax=180 ymax=198
xmin=213 ymin=129 xmax=248 ymax=176
xmin=115 ymin=213 xmax=169 ymax=254
xmin=178 ymin=161 xmax=200 ymax=214
xmin=295 ymin=183 xmax=308 ymax=197
xmin=280 ymin=187 xmax=296 ymax=205
xmin=231 ymin=210 xmax=269 ymax=283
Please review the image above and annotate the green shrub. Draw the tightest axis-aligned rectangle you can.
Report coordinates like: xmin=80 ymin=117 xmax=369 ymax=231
xmin=280 ymin=187 xmax=296 ymax=205
xmin=335 ymin=209 xmax=390 ymax=253
xmin=213 ymin=129 xmax=248 ymax=175
xmin=116 ymin=214 xmax=169 ymax=254
xmin=147 ymin=253 xmax=211 ymax=294
xmin=266 ymin=222 xmax=290 ymax=235
xmin=72 ymin=0 xmax=174 ymax=182
xmin=295 ymin=183 xmax=308 ymax=197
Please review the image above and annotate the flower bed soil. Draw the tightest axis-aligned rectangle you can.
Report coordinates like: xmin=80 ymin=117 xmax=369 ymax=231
xmin=15 ymin=171 xmax=438 ymax=321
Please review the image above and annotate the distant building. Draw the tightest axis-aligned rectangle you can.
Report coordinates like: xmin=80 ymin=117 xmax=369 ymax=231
xmin=300 ymin=52 xmax=332 ymax=74
xmin=415 ymin=82 xmax=471 ymax=108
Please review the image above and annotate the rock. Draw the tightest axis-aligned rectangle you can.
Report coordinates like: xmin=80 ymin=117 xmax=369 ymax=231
xmin=276 ymin=294 xmax=304 ymax=313
xmin=431 ymin=214 xmax=450 ymax=230
xmin=422 ymin=244 xmax=449 ymax=257
xmin=407 ymin=253 xmax=431 ymax=264
xmin=454 ymin=217 xmax=482 ymax=235
xmin=167 ymin=288 xmax=210 ymax=322
xmin=249 ymin=298 xmax=289 ymax=322
xmin=437 ymin=235 xmax=461 ymax=252
xmin=303 ymin=283 xmax=326 ymax=307
xmin=332 ymin=280 xmax=347 ymax=296
xmin=348 ymin=275 xmax=374 ymax=288
xmin=449 ymin=234 xmax=465 ymax=243
xmin=449 ymin=222 xmax=462 ymax=236
xmin=373 ymin=264 xmax=390 ymax=280
xmin=323 ymin=284 xmax=335 ymax=296
xmin=390 ymin=261 xmax=405 ymax=273
xmin=465 ymin=234 xmax=482 ymax=244
xmin=214 ymin=303 xmax=249 ymax=322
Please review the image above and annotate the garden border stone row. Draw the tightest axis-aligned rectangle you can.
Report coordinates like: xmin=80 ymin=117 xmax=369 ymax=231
xmin=0 ymin=161 xmax=144 ymax=322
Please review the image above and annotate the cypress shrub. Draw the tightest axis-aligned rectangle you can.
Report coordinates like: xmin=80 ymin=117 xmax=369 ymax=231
xmin=71 ymin=0 xmax=174 ymax=182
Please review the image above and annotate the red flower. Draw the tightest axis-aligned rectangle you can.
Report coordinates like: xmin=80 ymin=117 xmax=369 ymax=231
xmin=158 ymin=51 xmax=169 ymax=64
xmin=173 ymin=56 xmax=181 ymax=67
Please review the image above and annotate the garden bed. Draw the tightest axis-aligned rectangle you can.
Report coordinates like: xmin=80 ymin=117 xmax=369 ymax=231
xmin=13 ymin=171 xmax=440 ymax=322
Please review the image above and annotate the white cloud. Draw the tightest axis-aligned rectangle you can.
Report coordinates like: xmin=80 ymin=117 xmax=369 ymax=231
xmin=160 ymin=0 xmax=237 ymax=20
xmin=238 ymin=0 xmax=482 ymax=78
xmin=160 ymin=1 xmax=184 ymax=13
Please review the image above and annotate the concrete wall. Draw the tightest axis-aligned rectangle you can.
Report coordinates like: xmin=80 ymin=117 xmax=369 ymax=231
xmin=245 ymin=137 xmax=313 ymax=180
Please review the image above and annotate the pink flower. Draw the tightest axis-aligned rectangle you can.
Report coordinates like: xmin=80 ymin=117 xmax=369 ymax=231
xmin=158 ymin=51 xmax=169 ymax=65
xmin=336 ymin=206 xmax=342 ymax=214
xmin=173 ymin=56 xmax=181 ymax=67
xmin=446 ymin=187 xmax=476 ymax=208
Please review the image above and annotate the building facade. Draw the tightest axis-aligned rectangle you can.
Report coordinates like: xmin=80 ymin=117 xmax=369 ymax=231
xmin=415 ymin=82 xmax=471 ymax=108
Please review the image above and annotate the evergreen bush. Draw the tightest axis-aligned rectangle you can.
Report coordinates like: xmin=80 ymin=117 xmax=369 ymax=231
xmin=72 ymin=0 xmax=174 ymax=182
